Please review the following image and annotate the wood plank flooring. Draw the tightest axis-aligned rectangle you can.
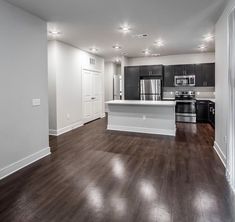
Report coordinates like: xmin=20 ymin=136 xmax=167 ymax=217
xmin=0 ymin=117 xmax=234 ymax=222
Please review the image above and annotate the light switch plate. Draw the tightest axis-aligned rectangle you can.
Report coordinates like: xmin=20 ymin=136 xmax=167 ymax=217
xmin=32 ymin=99 xmax=40 ymax=107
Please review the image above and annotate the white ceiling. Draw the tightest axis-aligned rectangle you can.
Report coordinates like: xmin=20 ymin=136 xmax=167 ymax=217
xmin=6 ymin=0 xmax=227 ymax=60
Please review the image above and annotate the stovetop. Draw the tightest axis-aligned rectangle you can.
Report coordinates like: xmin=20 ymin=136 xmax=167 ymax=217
xmin=175 ymin=91 xmax=196 ymax=100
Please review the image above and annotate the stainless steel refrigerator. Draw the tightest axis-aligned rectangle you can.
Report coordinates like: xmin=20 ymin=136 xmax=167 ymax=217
xmin=140 ymin=79 xmax=162 ymax=101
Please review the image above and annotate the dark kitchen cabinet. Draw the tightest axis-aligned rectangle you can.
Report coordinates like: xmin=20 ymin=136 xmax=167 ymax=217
xmin=124 ymin=66 xmax=140 ymax=100
xmin=140 ymin=65 xmax=163 ymax=77
xmin=164 ymin=65 xmax=175 ymax=87
xmin=173 ymin=64 xmax=195 ymax=76
xmin=196 ymin=100 xmax=215 ymax=128
xmin=195 ymin=63 xmax=215 ymax=87
xmin=208 ymin=101 xmax=215 ymax=127
xmin=195 ymin=64 xmax=203 ymax=87
xmin=196 ymin=100 xmax=209 ymax=122
xmin=203 ymin=63 xmax=215 ymax=87
xmin=185 ymin=64 xmax=195 ymax=75
xmin=173 ymin=65 xmax=185 ymax=76
xmin=152 ymin=65 xmax=163 ymax=76
xmin=139 ymin=66 xmax=152 ymax=76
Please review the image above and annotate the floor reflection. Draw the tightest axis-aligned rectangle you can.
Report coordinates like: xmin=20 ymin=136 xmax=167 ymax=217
xmin=139 ymin=179 xmax=157 ymax=201
xmin=193 ymin=190 xmax=218 ymax=212
xmin=149 ymin=204 xmax=171 ymax=222
xmin=110 ymin=195 xmax=126 ymax=217
xmin=86 ymin=185 xmax=104 ymax=212
xmin=111 ymin=157 xmax=126 ymax=180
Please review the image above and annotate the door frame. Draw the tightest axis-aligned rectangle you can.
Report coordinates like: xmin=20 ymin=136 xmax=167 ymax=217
xmin=226 ymin=8 xmax=235 ymax=192
xmin=81 ymin=68 xmax=104 ymax=124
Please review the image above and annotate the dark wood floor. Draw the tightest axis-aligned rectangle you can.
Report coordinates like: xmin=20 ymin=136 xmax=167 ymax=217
xmin=0 ymin=118 xmax=234 ymax=222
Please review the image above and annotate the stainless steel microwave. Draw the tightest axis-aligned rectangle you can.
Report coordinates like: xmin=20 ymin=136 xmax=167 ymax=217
xmin=174 ymin=75 xmax=195 ymax=87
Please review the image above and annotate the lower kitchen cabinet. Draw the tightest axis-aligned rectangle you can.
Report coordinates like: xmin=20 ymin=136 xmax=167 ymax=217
xmin=208 ymin=101 xmax=215 ymax=127
xmin=196 ymin=100 xmax=209 ymax=122
xmin=196 ymin=100 xmax=215 ymax=128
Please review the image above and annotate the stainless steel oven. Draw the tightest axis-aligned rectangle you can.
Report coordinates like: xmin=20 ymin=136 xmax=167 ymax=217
xmin=174 ymin=75 xmax=195 ymax=87
xmin=175 ymin=91 xmax=196 ymax=123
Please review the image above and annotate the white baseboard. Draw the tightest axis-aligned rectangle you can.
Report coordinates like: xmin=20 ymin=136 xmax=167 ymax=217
xmin=101 ymin=113 xmax=106 ymax=118
xmin=226 ymin=170 xmax=235 ymax=194
xmin=213 ymin=141 xmax=226 ymax=167
xmin=49 ymin=129 xmax=57 ymax=136
xmin=49 ymin=121 xmax=83 ymax=136
xmin=107 ymin=125 xmax=176 ymax=136
xmin=0 ymin=147 xmax=51 ymax=180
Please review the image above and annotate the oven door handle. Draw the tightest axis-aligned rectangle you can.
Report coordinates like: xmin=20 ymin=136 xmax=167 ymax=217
xmin=175 ymin=100 xmax=196 ymax=103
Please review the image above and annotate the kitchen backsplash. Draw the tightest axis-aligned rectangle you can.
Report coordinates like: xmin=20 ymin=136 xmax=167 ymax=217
xmin=163 ymin=87 xmax=215 ymax=99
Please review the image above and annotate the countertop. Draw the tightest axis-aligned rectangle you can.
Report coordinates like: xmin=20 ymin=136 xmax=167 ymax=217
xmin=196 ymin=98 xmax=215 ymax=103
xmin=163 ymin=98 xmax=215 ymax=103
xmin=106 ymin=100 xmax=176 ymax=106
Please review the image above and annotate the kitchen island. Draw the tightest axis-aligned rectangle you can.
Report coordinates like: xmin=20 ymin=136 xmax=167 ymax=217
xmin=106 ymin=100 xmax=176 ymax=136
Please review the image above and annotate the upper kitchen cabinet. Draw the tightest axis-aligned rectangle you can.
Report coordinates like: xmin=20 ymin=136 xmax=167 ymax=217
xmin=164 ymin=65 xmax=174 ymax=87
xmin=139 ymin=66 xmax=152 ymax=76
xmin=124 ymin=66 xmax=140 ymax=100
xmin=151 ymin=65 xmax=163 ymax=76
xmin=139 ymin=65 xmax=163 ymax=77
xmin=184 ymin=64 xmax=195 ymax=75
xmin=195 ymin=64 xmax=203 ymax=86
xmin=203 ymin=63 xmax=215 ymax=87
xmin=173 ymin=64 xmax=195 ymax=76
xmin=173 ymin=65 xmax=185 ymax=76
xmin=195 ymin=63 xmax=215 ymax=87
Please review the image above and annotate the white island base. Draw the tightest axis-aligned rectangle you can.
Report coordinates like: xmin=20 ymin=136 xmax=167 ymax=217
xmin=106 ymin=100 xmax=176 ymax=136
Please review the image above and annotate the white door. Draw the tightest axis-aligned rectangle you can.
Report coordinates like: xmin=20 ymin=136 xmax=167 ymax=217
xmin=92 ymin=72 xmax=102 ymax=119
xmin=82 ymin=70 xmax=102 ymax=123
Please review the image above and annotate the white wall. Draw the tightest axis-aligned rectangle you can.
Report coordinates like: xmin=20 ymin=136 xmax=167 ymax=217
xmin=215 ymin=0 xmax=235 ymax=165
xmin=48 ymin=41 xmax=58 ymax=131
xmin=48 ymin=41 xmax=105 ymax=134
xmin=127 ymin=53 xmax=215 ymax=66
xmin=121 ymin=56 xmax=129 ymax=100
xmin=0 ymin=1 xmax=50 ymax=179
xmin=104 ymin=62 xmax=115 ymax=102
xmin=116 ymin=64 xmax=121 ymax=75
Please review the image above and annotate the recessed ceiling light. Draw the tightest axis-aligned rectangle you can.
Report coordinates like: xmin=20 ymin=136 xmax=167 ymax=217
xmin=119 ymin=24 xmax=131 ymax=33
xmin=90 ymin=47 xmax=98 ymax=53
xmin=198 ymin=45 xmax=207 ymax=51
xmin=204 ymin=34 xmax=214 ymax=42
xmin=48 ymin=30 xmax=61 ymax=37
xmin=115 ymin=57 xmax=121 ymax=63
xmin=142 ymin=49 xmax=150 ymax=56
xmin=154 ymin=39 xmax=164 ymax=47
xmin=113 ymin=44 xmax=122 ymax=50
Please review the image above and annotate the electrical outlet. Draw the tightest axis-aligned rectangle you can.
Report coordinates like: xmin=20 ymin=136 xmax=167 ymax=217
xmin=32 ymin=99 xmax=40 ymax=107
